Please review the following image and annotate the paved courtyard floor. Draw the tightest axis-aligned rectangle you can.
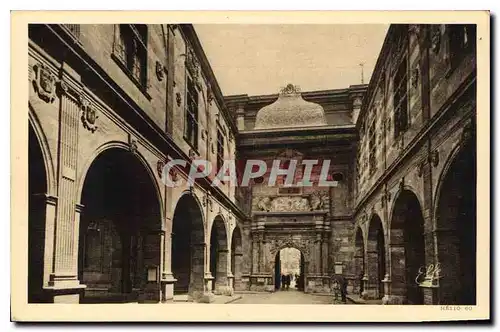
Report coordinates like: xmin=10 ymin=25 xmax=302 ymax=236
xmin=232 ymin=289 xmax=343 ymax=304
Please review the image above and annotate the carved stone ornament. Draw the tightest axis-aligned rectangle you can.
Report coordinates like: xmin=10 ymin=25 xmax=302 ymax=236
xmin=186 ymin=47 xmax=200 ymax=82
xmin=411 ymin=68 xmax=420 ymax=89
xmin=170 ymin=167 xmax=179 ymax=182
xmin=176 ymin=92 xmax=182 ymax=107
xmin=429 ymin=150 xmax=439 ymax=167
xmin=207 ymin=86 xmax=215 ymax=105
xmin=128 ymin=136 xmax=138 ymax=154
xmin=280 ymin=83 xmax=300 ymax=95
xmin=409 ymin=24 xmax=421 ymax=37
xmin=156 ymin=61 xmax=165 ymax=81
xmin=431 ymin=25 xmax=442 ymax=54
xmin=80 ymin=98 xmax=98 ymax=133
xmin=157 ymin=160 xmax=165 ymax=178
xmin=461 ymin=118 xmax=475 ymax=144
xmin=32 ymin=63 xmax=57 ymax=103
xmin=399 ymin=178 xmax=405 ymax=192
xmin=417 ymin=160 xmax=426 ymax=177
xmin=188 ymin=148 xmax=197 ymax=160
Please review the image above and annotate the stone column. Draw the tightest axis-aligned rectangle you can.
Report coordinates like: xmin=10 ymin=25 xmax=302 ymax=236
xmin=45 ymin=72 xmax=86 ymax=303
xmin=214 ymin=249 xmax=231 ymax=295
xmin=321 ymin=232 xmax=329 ymax=275
xmin=315 ymin=232 xmax=322 ymax=274
xmin=366 ymin=249 xmax=380 ymax=299
xmin=233 ymin=251 xmax=244 ymax=291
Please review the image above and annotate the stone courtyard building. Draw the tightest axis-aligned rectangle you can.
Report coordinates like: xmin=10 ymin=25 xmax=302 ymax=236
xmin=28 ymin=23 xmax=476 ymax=305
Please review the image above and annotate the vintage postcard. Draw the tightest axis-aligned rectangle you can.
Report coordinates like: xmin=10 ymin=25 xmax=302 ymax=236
xmin=10 ymin=10 xmax=490 ymax=322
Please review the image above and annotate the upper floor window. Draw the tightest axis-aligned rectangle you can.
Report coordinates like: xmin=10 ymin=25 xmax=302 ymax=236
xmin=393 ymin=55 xmax=408 ymax=138
xmin=449 ymin=24 xmax=476 ymax=69
xmin=62 ymin=24 xmax=80 ymax=40
xmin=369 ymin=121 xmax=377 ymax=174
xmin=216 ymin=128 xmax=225 ymax=175
xmin=113 ymin=24 xmax=148 ymax=88
xmin=185 ymin=76 xmax=199 ymax=149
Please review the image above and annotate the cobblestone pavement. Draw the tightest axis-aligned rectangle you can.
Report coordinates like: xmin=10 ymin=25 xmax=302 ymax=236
xmin=232 ymin=290 xmax=343 ymax=304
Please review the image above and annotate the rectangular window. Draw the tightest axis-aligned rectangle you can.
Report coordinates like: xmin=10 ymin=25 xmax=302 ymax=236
xmin=62 ymin=24 xmax=80 ymax=40
xmin=216 ymin=128 xmax=225 ymax=175
xmin=393 ymin=55 xmax=408 ymax=138
xmin=369 ymin=121 xmax=377 ymax=174
xmin=185 ymin=76 xmax=199 ymax=149
xmin=449 ymin=24 xmax=476 ymax=69
xmin=114 ymin=24 xmax=148 ymax=88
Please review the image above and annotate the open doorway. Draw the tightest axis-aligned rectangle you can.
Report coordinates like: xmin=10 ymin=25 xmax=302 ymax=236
xmin=274 ymin=247 xmax=304 ymax=291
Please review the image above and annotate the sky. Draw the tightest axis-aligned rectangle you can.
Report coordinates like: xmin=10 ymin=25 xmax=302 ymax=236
xmin=194 ymin=24 xmax=389 ymax=96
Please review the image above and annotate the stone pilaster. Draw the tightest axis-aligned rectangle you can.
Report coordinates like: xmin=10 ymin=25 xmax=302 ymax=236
xmin=45 ymin=68 xmax=86 ymax=303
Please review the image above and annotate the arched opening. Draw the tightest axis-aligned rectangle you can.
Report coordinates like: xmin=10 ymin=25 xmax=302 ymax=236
xmin=274 ymin=247 xmax=304 ymax=291
xmin=210 ymin=216 xmax=229 ymax=294
xmin=231 ymin=226 xmax=243 ymax=291
xmin=436 ymin=139 xmax=476 ymax=305
xmin=28 ymin=123 xmax=48 ymax=303
xmin=78 ymin=148 xmax=162 ymax=303
xmin=367 ymin=214 xmax=386 ymax=299
xmin=354 ymin=227 xmax=365 ymax=295
xmin=390 ymin=189 xmax=426 ymax=304
xmin=171 ymin=193 xmax=205 ymax=300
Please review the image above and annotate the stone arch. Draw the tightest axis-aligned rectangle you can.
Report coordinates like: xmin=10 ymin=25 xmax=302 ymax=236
xmin=171 ymin=191 xmax=206 ymax=301
xmin=388 ymin=182 xmax=424 ymax=226
xmin=76 ymin=140 xmax=165 ymax=226
xmin=434 ymin=135 xmax=476 ymax=305
xmin=273 ymin=246 xmax=306 ymax=292
xmin=28 ymin=105 xmax=56 ymax=196
xmin=28 ymin=119 xmax=50 ymax=303
xmin=389 ymin=188 xmax=426 ymax=304
xmin=366 ymin=214 xmax=386 ymax=299
xmin=209 ymin=214 xmax=229 ymax=294
xmin=77 ymin=146 xmax=164 ymax=303
xmin=231 ymin=224 xmax=243 ymax=291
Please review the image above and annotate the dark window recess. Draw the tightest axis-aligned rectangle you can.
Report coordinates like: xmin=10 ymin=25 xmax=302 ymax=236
xmin=393 ymin=55 xmax=408 ymax=138
xmin=449 ymin=24 xmax=476 ymax=69
xmin=369 ymin=121 xmax=377 ymax=174
xmin=185 ymin=76 xmax=199 ymax=149
xmin=216 ymin=129 xmax=225 ymax=175
xmin=63 ymin=24 xmax=81 ymax=40
xmin=114 ymin=24 xmax=148 ymax=88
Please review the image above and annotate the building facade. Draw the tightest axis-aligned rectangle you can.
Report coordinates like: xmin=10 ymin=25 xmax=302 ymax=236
xmin=27 ymin=23 xmax=476 ymax=305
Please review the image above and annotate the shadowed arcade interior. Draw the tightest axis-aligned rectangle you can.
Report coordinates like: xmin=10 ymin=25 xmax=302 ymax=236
xmin=78 ymin=148 xmax=162 ymax=303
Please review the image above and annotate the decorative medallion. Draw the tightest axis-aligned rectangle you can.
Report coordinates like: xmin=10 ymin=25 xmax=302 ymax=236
xmin=431 ymin=25 xmax=442 ymax=54
xmin=280 ymin=83 xmax=300 ymax=95
xmin=80 ymin=98 xmax=98 ymax=133
xmin=32 ymin=63 xmax=57 ymax=103
xmin=156 ymin=61 xmax=165 ymax=81
xmin=411 ymin=68 xmax=420 ymax=89
xmin=176 ymin=92 xmax=182 ymax=107
xmin=429 ymin=150 xmax=439 ymax=167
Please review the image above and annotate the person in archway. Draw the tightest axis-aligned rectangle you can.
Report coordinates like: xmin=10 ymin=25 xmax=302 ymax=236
xmin=281 ymin=274 xmax=286 ymax=290
xmin=340 ymin=275 xmax=348 ymax=304
xmin=285 ymin=274 xmax=290 ymax=290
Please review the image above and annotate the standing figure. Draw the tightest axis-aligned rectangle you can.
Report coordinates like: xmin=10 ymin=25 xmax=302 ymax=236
xmin=281 ymin=274 xmax=286 ymax=290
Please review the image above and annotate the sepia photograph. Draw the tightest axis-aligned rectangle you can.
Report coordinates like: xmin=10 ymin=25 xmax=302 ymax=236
xmin=10 ymin=10 xmax=490 ymax=322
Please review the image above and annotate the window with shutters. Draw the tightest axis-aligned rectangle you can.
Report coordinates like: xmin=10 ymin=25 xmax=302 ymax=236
xmin=393 ymin=55 xmax=408 ymax=139
xmin=185 ymin=76 xmax=199 ymax=150
xmin=112 ymin=24 xmax=148 ymax=90
xmin=216 ymin=128 xmax=225 ymax=175
xmin=448 ymin=24 xmax=476 ymax=71
xmin=62 ymin=24 xmax=81 ymax=40
xmin=369 ymin=121 xmax=377 ymax=174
